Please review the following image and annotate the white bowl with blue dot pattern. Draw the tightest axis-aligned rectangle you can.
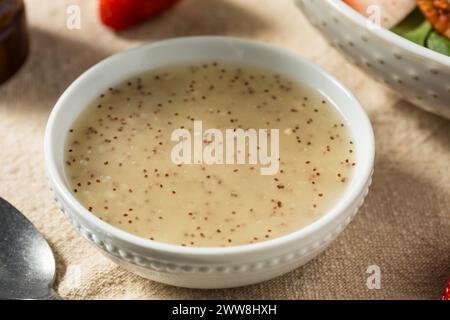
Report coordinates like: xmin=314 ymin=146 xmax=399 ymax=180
xmin=296 ymin=0 xmax=450 ymax=119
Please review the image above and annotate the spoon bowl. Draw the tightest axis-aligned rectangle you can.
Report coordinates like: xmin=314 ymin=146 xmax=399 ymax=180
xmin=0 ymin=197 xmax=59 ymax=300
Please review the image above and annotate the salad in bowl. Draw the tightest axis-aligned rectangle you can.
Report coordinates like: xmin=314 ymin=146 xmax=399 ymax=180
xmin=297 ymin=0 xmax=450 ymax=119
xmin=345 ymin=0 xmax=450 ymax=56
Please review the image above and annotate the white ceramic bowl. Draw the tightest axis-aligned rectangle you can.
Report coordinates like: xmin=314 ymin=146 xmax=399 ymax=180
xmin=44 ymin=37 xmax=374 ymax=289
xmin=296 ymin=0 xmax=450 ymax=119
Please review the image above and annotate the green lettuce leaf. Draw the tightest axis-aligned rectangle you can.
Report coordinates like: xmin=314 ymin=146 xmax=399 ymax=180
xmin=391 ymin=9 xmax=432 ymax=46
xmin=426 ymin=31 xmax=450 ymax=57
xmin=391 ymin=8 xmax=450 ymax=56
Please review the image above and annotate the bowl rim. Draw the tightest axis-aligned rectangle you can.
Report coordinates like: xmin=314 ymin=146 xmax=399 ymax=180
xmin=318 ymin=0 xmax=450 ymax=67
xmin=44 ymin=36 xmax=375 ymax=258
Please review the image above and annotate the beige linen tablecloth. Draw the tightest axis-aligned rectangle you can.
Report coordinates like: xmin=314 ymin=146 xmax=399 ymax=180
xmin=0 ymin=0 xmax=449 ymax=300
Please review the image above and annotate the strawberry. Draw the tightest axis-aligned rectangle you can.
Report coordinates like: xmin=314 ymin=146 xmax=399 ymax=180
xmin=443 ymin=277 xmax=450 ymax=300
xmin=99 ymin=0 xmax=179 ymax=31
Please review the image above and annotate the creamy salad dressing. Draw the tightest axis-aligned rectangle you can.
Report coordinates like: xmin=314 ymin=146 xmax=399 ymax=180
xmin=65 ymin=62 xmax=355 ymax=247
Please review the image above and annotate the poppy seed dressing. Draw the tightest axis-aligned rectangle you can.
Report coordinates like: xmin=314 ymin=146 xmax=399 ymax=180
xmin=65 ymin=62 xmax=355 ymax=247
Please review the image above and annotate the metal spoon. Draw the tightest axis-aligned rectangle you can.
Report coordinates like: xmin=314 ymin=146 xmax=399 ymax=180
xmin=0 ymin=197 xmax=60 ymax=300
